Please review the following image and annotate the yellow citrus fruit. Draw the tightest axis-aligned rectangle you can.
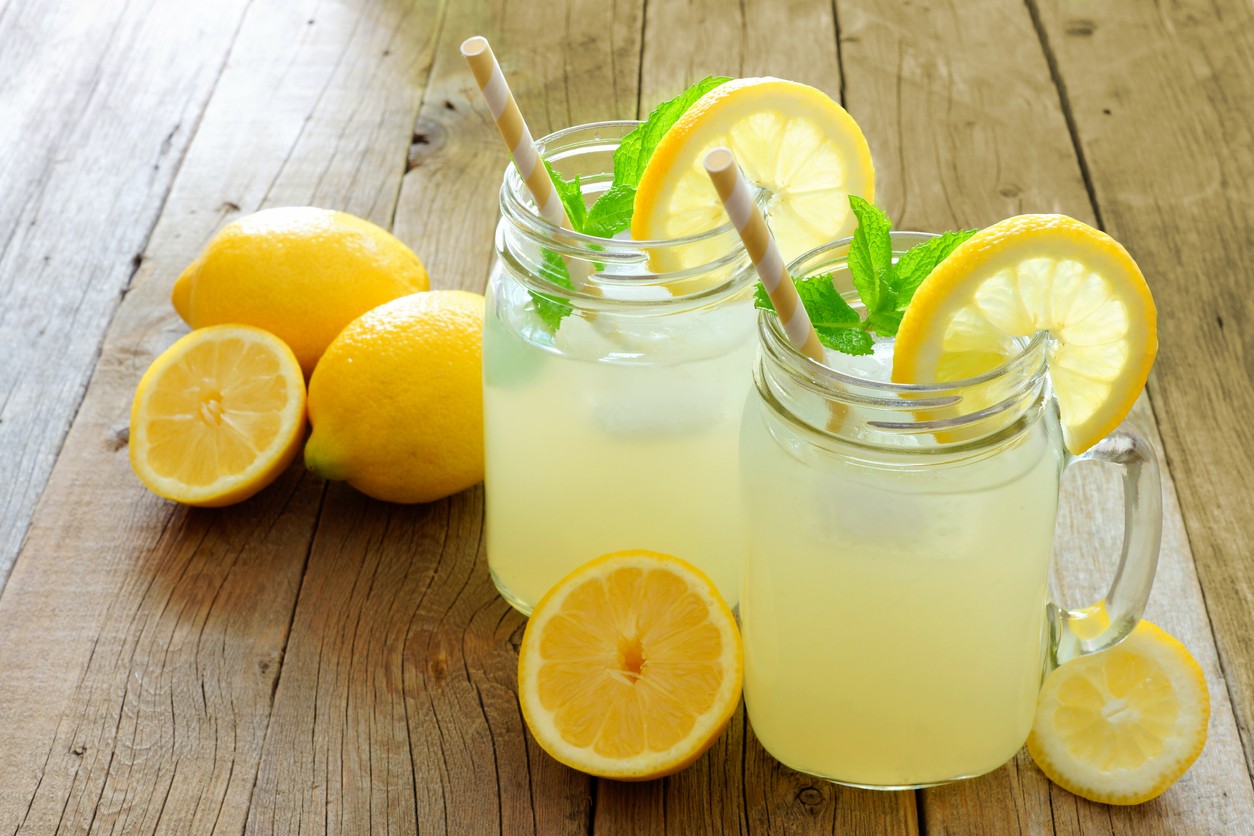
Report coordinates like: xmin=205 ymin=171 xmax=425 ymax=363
xmin=129 ymin=324 xmax=306 ymax=507
xmin=304 ymin=290 xmax=484 ymax=504
xmin=892 ymin=215 xmax=1157 ymax=453
xmin=171 ymin=207 xmax=429 ymax=375
xmin=518 ymin=550 xmax=743 ymax=780
xmin=632 ymin=78 xmax=874 ymax=269
xmin=1027 ymin=620 xmax=1209 ymax=805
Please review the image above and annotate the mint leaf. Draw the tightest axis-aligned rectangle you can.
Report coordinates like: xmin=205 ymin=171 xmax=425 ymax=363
xmin=530 ymin=249 xmax=575 ymax=331
xmin=847 ymin=196 xmax=895 ymax=314
xmin=612 ymin=76 xmax=730 ymax=188
xmin=865 ymin=309 xmax=903 ymax=338
xmin=820 ymin=328 xmax=874 ymax=356
xmin=583 ymin=183 xmax=636 ymax=238
xmin=756 ymin=273 xmax=866 ymax=352
xmin=755 ymin=275 xmax=859 ymax=328
xmin=894 ymin=229 xmax=978 ymax=308
xmin=544 ymin=160 xmax=586 ymax=230
xmin=795 ymin=274 xmax=861 ymax=330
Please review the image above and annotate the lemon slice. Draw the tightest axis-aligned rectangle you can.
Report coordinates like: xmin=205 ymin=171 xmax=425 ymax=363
xmin=631 ymin=78 xmax=874 ymax=270
xmin=130 ymin=324 xmax=307 ymax=506
xmin=1027 ymin=620 xmax=1209 ymax=805
xmin=518 ymin=550 xmax=743 ymax=780
xmin=892 ymin=215 xmax=1157 ymax=453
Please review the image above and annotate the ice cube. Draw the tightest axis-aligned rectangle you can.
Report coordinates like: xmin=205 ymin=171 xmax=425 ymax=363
xmin=821 ymin=337 xmax=896 ymax=383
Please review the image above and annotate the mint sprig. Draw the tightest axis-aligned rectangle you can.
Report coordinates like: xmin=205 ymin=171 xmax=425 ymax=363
xmin=754 ymin=196 xmax=977 ymax=356
xmin=528 ymin=77 xmax=731 ymax=330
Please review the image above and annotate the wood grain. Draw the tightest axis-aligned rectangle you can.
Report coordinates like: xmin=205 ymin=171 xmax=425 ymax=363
xmin=836 ymin=0 xmax=1254 ymax=831
xmin=0 ymin=0 xmax=440 ymax=831
xmin=0 ymin=0 xmax=252 ymax=584
xmin=1031 ymin=0 xmax=1254 ymax=783
xmin=248 ymin=0 xmax=645 ymax=831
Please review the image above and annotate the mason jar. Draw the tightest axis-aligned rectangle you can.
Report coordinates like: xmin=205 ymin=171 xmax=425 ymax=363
xmin=739 ymin=235 xmax=1162 ymax=788
xmin=484 ymin=121 xmax=756 ymax=615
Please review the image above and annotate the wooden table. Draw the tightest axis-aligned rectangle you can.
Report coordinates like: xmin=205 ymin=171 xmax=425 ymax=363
xmin=2 ymin=0 xmax=1252 ymax=832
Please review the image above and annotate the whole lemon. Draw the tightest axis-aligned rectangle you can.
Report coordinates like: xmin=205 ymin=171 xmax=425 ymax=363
xmin=304 ymin=290 xmax=485 ymax=504
xmin=172 ymin=207 xmax=429 ymax=375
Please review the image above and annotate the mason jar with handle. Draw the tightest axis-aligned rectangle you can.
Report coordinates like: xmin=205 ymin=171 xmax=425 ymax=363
xmin=484 ymin=121 xmax=756 ymax=615
xmin=738 ymin=234 xmax=1162 ymax=788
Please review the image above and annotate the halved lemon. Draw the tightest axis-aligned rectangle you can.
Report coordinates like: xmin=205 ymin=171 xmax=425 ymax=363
xmin=631 ymin=78 xmax=874 ymax=270
xmin=892 ymin=215 xmax=1157 ymax=453
xmin=518 ymin=550 xmax=743 ymax=780
xmin=1027 ymin=620 xmax=1209 ymax=805
xmin=130 ymin=324 xmax=307 ymax=506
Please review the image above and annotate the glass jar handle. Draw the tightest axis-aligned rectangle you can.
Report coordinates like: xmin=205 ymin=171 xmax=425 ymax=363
xmin=1051 ymin=421 xmax=1162 ymax=667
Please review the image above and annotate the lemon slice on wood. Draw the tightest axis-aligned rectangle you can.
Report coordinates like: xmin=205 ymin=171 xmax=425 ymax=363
xmin=631 ymin=78 xmax=874 ymax=271
xmin=129 ymin=324 xmax=306 ymax=506
xmin=518 ymin=550 xmax=743 ymax=780
xmin=892 ymin=215 xmax=1156 ymax=453
xmin=1027 ymin=620 xmax=1209 ymax=805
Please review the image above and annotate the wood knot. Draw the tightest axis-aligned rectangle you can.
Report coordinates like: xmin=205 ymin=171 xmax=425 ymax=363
xmin=999 ymin=184 xmax=1021 ymax=198
xmin=796 ymin=786 xmax=825 ymax=808
xmin=108 ymin=426 xmax=130 ymax=452
xmin=407 ymin=119 xmax=447 ymax=172
xmin=70 ymin=745 xmax=85 ymax=757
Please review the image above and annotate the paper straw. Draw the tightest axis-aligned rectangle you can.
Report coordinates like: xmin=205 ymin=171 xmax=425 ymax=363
xmin=461 ymin=36 xmax=590 ymax=288
xmin=703 ymin=148 xmax=825 ymax=362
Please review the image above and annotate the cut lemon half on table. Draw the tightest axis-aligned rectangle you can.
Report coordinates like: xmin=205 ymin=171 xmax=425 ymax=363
xmin=1028 ymin=620 xmax=1209 ymax=805
xmin=130 ymin=324 xmax=307 ymax=507
xmin=518 ymin=550 xmax=743 ymax=780
xmin=632 ymin=77 xmax=874 ymax=271
xmin=892 ymin=215 xmax=1157 ymax=453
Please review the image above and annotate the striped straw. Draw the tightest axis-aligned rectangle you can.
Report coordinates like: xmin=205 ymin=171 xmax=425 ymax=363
xmin=461 ymin=36 xmax=590 ymax=288
xmin=703 ymin=148 xmax=825 ymax=362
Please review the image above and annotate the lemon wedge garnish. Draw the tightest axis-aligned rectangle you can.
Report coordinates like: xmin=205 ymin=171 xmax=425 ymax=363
xmin=892 ymin=215 xmax=1157 ymax=453
xmin=631 ymin=78 xmax=874 ymax=270
xmin=1027 ymin=620 xmax=1209 ymax=805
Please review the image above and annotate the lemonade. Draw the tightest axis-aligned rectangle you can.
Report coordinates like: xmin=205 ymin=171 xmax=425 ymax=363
xmin=484 ymin=276 xmax=754 ymax=611
xmin=737 ymin=232 xmax=1162 ymax=788
xmin=483 ymin=122 xmax=756 ymax=614
xmin=740 ymin=334 xmax=1063 ymax=786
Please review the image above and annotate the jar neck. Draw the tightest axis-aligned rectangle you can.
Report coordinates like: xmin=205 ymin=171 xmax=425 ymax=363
xmin=757 ymin=235 xmax=1051 ymax=455
xmin=496 ymin=121 xmax=753 ymax=314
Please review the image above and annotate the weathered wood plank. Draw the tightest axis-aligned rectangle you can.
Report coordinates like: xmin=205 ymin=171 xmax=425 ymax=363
xmin=247 ymin=1 xmax=645 ymax=831
xmin=0 ymin=0 xmax=440 ymax=831
xmin=0 ymin=0 xmax=251 ymax=585
xmin=837 ymin=0 xmax=1254 ymax=831
xmin=1031 ymin=0 xmax=1254 ymax=783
